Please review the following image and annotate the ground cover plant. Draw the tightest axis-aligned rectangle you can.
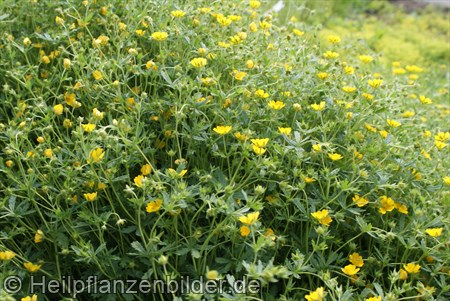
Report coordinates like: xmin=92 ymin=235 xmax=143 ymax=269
xmin=0 ymin=0 xmax=449 ymax=300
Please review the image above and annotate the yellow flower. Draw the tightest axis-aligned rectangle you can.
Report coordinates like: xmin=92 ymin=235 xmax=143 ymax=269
xmin=198 ymin=7 xmax=212 ymax=14
xmin=341 ymin=264 xmax=360 ymax=276
xmin=254 ymin=89 xmax=269 ymax=98
xmin=317 ymin=72 xmax=328 ymax=80
xmin=328 ymin=153 xmax=343 ymax=161
xmin=311 ymin=209 xmax=332 ymax=226
xmin=21 ymin=295 xmax=38 ymax=301
xmin=378 ymin=196 xmax=395 ymax=214
xmin=323 ymin=51 xmax=339 ymax=59
xmin=362 ymin=93 xmax=374 ymax=100
xmin=249 ymin=22 xmax=258 ymax=32
xmin=216 ymin=14 xmax=232 ymax=26
xmin=403 ymin=263 xmax=421 ymax=274
xmin=239 ymin=212 xmax=260 ymax=225
xmin=83 ymin=192 xmax=97 ymax=201
xmin=405 ymin=65 xmax=423 ymax=73
xmin=251 ymin=138 xmax=269 ymax=148
xmin=368 ymin=79 xmax=383 ymax=88
xmin=0 ymin=250 xmax=16 ymax=261
xmin=249 ymin=0 xmax=261 ymax=9
xmin=435 ymin=132 xmax=450 ymax=142
xmin=24 ymin=262 xmax=42 ymax=273
xmin=88 ymin=148 xmax=105 ymax=163
xmin=268 ymin=100 xmax=285 ymax=110
xmin=55 ymin=16 xmax=65 ymax=25
xmin=304 ymin=177 xmax=316 ymax=183
xmin=53 ymin=104 xmax=64 ymax=115
xmin=64 ymin=92 xmax=80 ymax=108
xmin=402 ymin=110 xmax=415 ymax=118
xmin=352 ymin=195 xmax=369 ymax=207
xmin=312 ymin=144 xmax=322 ymax=152
xmin=232 ymin=70 xmax=247 ymax=81
xmin=365 ymin=123 xmax=377 ymax=132
xmin=349 ymin=252 xmax=364 ymax=267
xmin=235 ymin=132 xmax=249 ymax=141
xmin=293 ymin=29 xmax=305 ymax=36
xmin=92 ymin=108 xmax=104 ymax=120
xmin=151 ymin=32 xmax=168 ymax=41
xmin=311 ymin=101 xmax=326 ymax=111
xmin=393 ymin=67 xmax=406 ymax=75
xmin=387 ymin=119 xmax=401 ymax=128
xmin=359 ymin=55 xmax=374 ymax=63
xmin=63 ymin=58 xmax=71 ymax=70
xmin=344 ymin=66 xmax=355 ymax=74
xmin=134 ymin=175 xmax=146 ymax=187
xmin=40 ymin=56 xmax=50 ymax=64
xmin=365 ymin=297 xmax=382 ymax=301
xmin=278 ymin=127 xmax=292 ymax=135
xmin=252 ymin=145 xmax=266 ymax=155
xmin=399 ymin=268 xmax=408 ymax=280
xmin=259 ymin=20 xmax=272 ymax=30
xmin=425 ymin=228 xmax=443 ymax=237
xmin=190 ymin=57 xmax=207 ymax=68
xmin=171 ymin=10 xmax=186 ymax=18
xmin=421 ymin=149 xmax=431 ymax=160
xmin=44 ymin=149 xmax=53 ymax=158
xmin=434 ymin=140 xmax=447 ymax=150
xmin=305 ymin=287 xmax=325 ymax=301
xmin=394 ymin=202 xmax=408 ymax=214
xmin=141 ymin=164 xmax=152 ymax=175
xmin=240 ymin=225 xmax=251 ymax=237
xmin=92 ymin=70 xmax=103 ymax=80
xmin=246 ymin=60 xmax=255 ymax=69
xmin=167 ymin=168 xmax=188 ymax=177
xmin=206 ymin=270 xmax=219 ymax=280
xmin=135 ymin=29 xmax=145 ymax=36
xmin=146 ymin=60 xmax=158 ymax=71
xmin=146 ymin=199 xmax=163 ymax=213
xmin=342 ymin=86 xmax=357 ymax=93
xmin=327 ymin=35 xmax=341 ymax=44
xmin=419 ymin=95 xmax=432 ymax=104
xmin=34 ymin=230 xmax=44 ymax=243
xmin=81 ymin=123 xmax=96 ymax=133
xmin=213 ymin=125 xmax=232 ymax=135
xmin=444 ymin=176 xmax=450 ymax=185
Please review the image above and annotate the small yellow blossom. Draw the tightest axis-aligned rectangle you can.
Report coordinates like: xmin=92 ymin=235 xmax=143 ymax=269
xmin=151 ymin=32 xmax=168 ymax=41
xmin=141 ymin=164 xmax=152 ymax=175
xmin=293 ymin=29 xmax=305 ymax=36
xmin=399 ymin=268 xmax=408 ymax=280
xmin=365 ymin=297 xmax=382 ymax=301
xmin=305 ymin=287 xmax=325 ymax=301
xmin=327 ymin=35 xmax=341 ymax=44
xmin=234 ymin=132 xmax=249 ymax=141
xmin=251 ymin=138 xmax=269 ymax=148
xmin=435 ymin=140 xmax=447 ymax=150
xmin=84 ymin=192 xmax=97 ymax=201
xmin=278 ymin=127 xmax=292 ymax=135
xmin=403 ymin=263 xmax=421 ymax=274
xmin=246 ymin=60 xmax=255 ymax=69
xmin=304 ymin=177 xmax=316 ymax=183
xmin=379 ymin=196 xmax=395 ymax=214
xmin=88 ymin=148 xmax=105 ymax=163
xmin=359 ymin=55 xmax=374 ymax=63
xmin=53 ymin=104 xmax=64 ymax=115
xmin=323 ymin=51 xmax=339 ymax=59
xmin=342 ymin=86 xmax=357 ymax=93
xmin=24 ymin=262 xmax=42 ymax=273
xmin=0 ymin=250 xmax=16 ymax=261
xmin=419 ymin=95 xmax=432 ymax=104
xmin=352 ymin=195 xmax=369 ymax=207
xmin=317 ymin=72 xmax=328 ymax=80
xmin=394 ymin=202 xmax=408 ymax=214
xmin=81 ymin=124 xmax=96 ymax=133
xmin=386 ymin=119 xmax=401 ymax=128
xmin=239 ymin=212 xmax=260 ymax=225
xmin=190 ymin=57 xmax=207 ymax=68
xmin=232 ymin=70 xmax=247 ymax=81
xmin=213 ymin=125 xmax=232 ymax=135
xmin=171 ymin=10 xmax=186 ymax=18
xmin=254 ymin=89 xmax=269 ymax=98
xmin=34 ymin=230 xmax=44 ymax=243
xmin=268 ymin=100 xmax=285 ymax=110
xmin=311 ymin=101 xmax=326 ymax=111
xmin=341 ymin=264 xmax=360 ymax=276
xmin=425 ymin=228 xmax=443 ymax=237
xmin=444 ymin=176 xmax=450 ymax=185
xmin=312 ymin=144 xmax=322 ymax=152
xmin=368 ymin=79 xmax=383 ymax=88
xmin=240 ymin=225 xmax=251 ymax=237
xmin=92 ymin=70 xmax=103 ymax=80
xmin=134 ymin=175 xmax=146 ymax=187
xmin=344 ymin=66 xmax=355 ymax=74
xmin=402 ymin=110 xmax=415 ymax=118
xmin=435 ymin=132 xmax=450 ymax=142
xmin=349 ymin=253 xmax=364 ymax=267
xmin=328 ymin=153 xmax=343 ymax=161
xmin=146 ymin=199 xmax=163 ymax=213
xmin=252 ymin=145 xmax=266 ymax=155
xmin=311 ymin=209 xmax=332 ymax=226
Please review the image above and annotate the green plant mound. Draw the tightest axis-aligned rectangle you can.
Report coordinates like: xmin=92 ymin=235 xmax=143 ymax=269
xmin=0 ymin=1 xmax=449 ymax=300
